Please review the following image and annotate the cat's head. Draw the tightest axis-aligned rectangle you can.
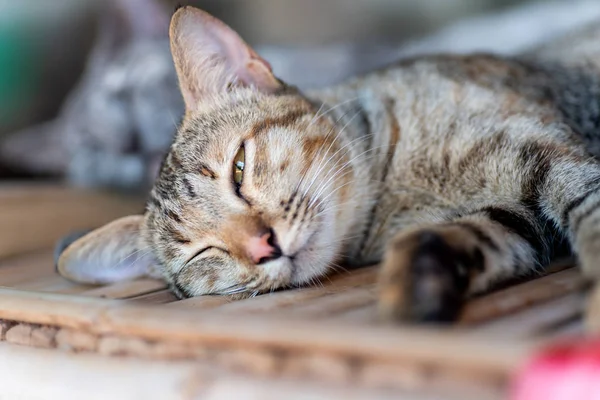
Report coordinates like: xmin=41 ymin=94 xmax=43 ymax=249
xmin=56 ymin=6 xmax=360 ymax=297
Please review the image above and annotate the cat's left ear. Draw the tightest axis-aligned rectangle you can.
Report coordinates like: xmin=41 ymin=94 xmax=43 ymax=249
xmin=169 ymin=6 xmax=283 ymax=111
xmin=56 ymin=215 xmax=159 ymax=285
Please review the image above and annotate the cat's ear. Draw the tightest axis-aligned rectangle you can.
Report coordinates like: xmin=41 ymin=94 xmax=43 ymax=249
xmin=169 ymin=6 xmax=283 ymax=111
xmin=56 ymin=215 xmax=159 ymax=285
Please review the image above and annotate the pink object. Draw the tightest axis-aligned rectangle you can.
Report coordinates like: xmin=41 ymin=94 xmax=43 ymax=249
xmin=246 ymin=232 xmax=277 ymax=264
xmin=511 ymin=339 xmax=600 ymax=400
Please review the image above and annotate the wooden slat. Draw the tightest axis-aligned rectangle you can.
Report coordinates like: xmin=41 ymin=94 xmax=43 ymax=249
xmin=214 ymin=266 xmax=378 ymax=314
xmin=0 ymin=250 xmax=166 ymax=299
xmin=584 ymin=281 xmax=600 ymax=333
xmin=0 ymin=250 xmax=56 ymax=286
xmin=542 ymin=318 xmax=585 ymax=340
xmin=165 ymin=296 xmax=232 ymax=309
xmin=334 ymin=304 xmax=377 ymax=323
xmin=0 ymin=288 xmax=536 ymax=378
xmin=471 ymin=292 xmax=586 ymax=338
xmin=459 ymin=267 xmax=588 ymax=325
xmin=282 ymin=286 xmax=376 ymax=319
xmin=83 ymin=279 xmax=167 ymax=299
xmin=128 ymin=290 xmax=178 ymax=305
xmin=12 ymin=275 xmax=91 ymax=294
xmin=0 ymin=185 xmax=143 ymax=259
xmin=0 ymin=251 xmax=94 ymax=294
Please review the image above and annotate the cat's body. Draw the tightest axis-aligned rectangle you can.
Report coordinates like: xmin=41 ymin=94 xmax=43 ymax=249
xmin=310 ymin=51 xmax=600 ymax=262
xmin=57 ymin=8 xmax=600 ymax=322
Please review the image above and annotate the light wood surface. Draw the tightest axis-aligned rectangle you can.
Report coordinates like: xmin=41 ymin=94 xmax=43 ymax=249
xmin=0 ymin=184 xmax=591 ymax=399
xmin=0 ymin=184 xmax=143 ymax=259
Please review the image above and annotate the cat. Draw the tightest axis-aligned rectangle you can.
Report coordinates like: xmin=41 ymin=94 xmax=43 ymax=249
xmin=56 ymin=6 xmax=600 ymax=323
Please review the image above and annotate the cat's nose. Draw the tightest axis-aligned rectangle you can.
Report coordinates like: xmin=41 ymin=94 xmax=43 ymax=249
xmin=247 ymin=229 xmax=282 ymax=264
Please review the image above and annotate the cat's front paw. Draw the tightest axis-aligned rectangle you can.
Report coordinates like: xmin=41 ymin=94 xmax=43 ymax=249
xmin=377 ymin=229 xmax=475 ymax=323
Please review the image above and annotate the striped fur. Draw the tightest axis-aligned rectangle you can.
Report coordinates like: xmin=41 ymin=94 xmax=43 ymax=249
xmin=82 ymin=8 xmax=600 ymax=322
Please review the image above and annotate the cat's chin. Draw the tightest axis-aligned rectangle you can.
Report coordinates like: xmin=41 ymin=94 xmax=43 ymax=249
xmin=287 ymin=248 xmax=337 ymax=288
xmin=280 ymin=224 xmax=342 ymax=288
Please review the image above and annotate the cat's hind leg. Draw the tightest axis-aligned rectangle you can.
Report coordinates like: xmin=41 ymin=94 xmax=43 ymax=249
xmin=377 ymin=206 xmax=548 ymax=323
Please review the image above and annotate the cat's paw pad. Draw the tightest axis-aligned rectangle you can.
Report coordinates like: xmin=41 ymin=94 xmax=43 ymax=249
xmin=377 ymin=230 xmax=471 ymax=323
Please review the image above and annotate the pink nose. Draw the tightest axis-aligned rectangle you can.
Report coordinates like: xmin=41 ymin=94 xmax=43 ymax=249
xmin=246 ymin=231 xmax=281 ymax=264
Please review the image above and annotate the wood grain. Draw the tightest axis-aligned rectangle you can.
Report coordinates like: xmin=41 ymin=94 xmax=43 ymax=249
xmin=471 ymin=292 xmax=586 ymax=338
xmin=83 ymin=279 xmax=167 ymax=299
xmin=459 ymin=267 xmax=588 ymax=325
xmin=0 ymin=288 xmax=535 ymax=379
xmin=585 ymin=281 xmax=600 ymax=333
xmin=0 ymin=250 xmax=56 ymax=286
xmin=213 ymin=266 xmax=378 ymax=314
xmin=0 ymin=185 xmax=143 ymax=259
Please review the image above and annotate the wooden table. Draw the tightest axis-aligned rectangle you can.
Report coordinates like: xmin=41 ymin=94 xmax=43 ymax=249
xmin=0 ymin=184 xmax=591 ymax=399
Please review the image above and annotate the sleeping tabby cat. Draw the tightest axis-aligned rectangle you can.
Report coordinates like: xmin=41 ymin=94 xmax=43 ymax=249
xmin=56 ymin=6 xmax=600 ymax=322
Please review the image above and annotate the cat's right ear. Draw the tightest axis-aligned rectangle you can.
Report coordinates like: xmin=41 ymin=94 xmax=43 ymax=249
xmin=56 ymin=215 xmax=159 ymax=285
xmin=169 ymin=6 xmax=283 ymax=112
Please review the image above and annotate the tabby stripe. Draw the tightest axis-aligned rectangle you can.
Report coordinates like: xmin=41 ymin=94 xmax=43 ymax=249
xmin=147 ymin=192 xmax=162 ymax=209
xmin=164 ymin=209 xmax=182 ymax=223
xmin=198 ymin=164 xmax=217 ymax=179
xmin=249 ymin=109 xmax=311 ymax=138
xmin=562 ymin=186 xmax=600 ymax=227
xmin=170 ymin=228 xmax=191 ymax=244
xmin=455 ymin=221 xmax=499 ymax=252
xmin=169 ymin=151 xmax=183 ymax=170
xmin=284 ymin=189 xmax=298 ymax=215
xmin=571 ymin=195 xmax=600 ymax=234
xmin=182 ymin=177 xmax=197 ymax=198
xmin=518 ymin=141 xmax=552 ymax=210
xmin=481 ymin=206 xmax=546 ymax=260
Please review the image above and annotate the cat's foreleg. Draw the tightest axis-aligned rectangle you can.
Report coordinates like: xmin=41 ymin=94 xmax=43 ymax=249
xmin=377 ymin=207 xmax=546 ymax=323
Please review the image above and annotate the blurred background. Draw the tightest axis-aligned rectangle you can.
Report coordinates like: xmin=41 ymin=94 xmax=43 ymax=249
xmin=1 ymin=0 xmax=599 ymax=190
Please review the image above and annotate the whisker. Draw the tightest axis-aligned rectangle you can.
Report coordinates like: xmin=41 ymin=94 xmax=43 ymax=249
xmin=306 ymin=101 xmax=326 ymax=130
xmin=309 ymin=143 xmax=387 ymax=202
xmin=312 ymin=96 xmax=360 ymax=127
xmin=301 ymin=109 xmax=363 ymax=196
xmin=293 ymin=109 xmax=351 ymax=196
xmin=305 ymin=132 xmax=375 ymax=199
xmin=310 ymin=145 xmax=389 ymax=207
xmin=220 ymin=285 xmax=248 ymax=295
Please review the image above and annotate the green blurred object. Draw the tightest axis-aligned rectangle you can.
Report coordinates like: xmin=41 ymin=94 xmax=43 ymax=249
xmin=0 ymin=0 xmax=96 ymax=136
xmin=0 ymin=23 xmax=37 ymax=126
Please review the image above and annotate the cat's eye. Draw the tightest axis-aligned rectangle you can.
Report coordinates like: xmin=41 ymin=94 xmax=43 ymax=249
xmin=233 ymin=145 xmax=245 ymax=186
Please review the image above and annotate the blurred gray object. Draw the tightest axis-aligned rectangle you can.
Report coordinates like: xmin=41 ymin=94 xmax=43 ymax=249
xmin=0 ymin=0 xmax=181 ymax=190
xmin=2 ymin=0 xmax=600 ymax=191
